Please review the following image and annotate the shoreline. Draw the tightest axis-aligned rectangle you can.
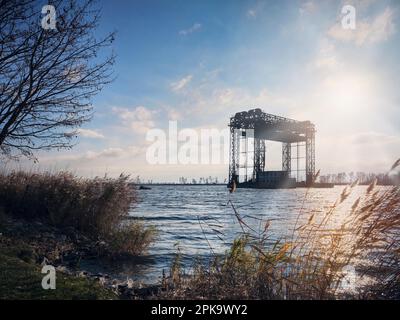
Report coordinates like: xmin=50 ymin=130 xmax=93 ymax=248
xmin=0 ymin=213 xmax=162 ymax=300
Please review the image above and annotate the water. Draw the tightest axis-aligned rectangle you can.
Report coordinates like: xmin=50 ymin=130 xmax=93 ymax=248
xmin=106 ymin=185 xmax=365 ymax=284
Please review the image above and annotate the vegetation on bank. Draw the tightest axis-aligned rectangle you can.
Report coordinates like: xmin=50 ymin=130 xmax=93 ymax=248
xmin=0 ymin=171 xmax=157 ymax=299
xmin=0 ymin=245 xmax=117 ymax=300
xmin=162 ymin=161 xmax=400 ymax=300
xmin=0 ymin=208 xmax=116 ymax=300
xmin=0 ymin=171 xmax=156 ymax=256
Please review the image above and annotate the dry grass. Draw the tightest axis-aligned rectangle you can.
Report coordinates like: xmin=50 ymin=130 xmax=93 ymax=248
xmin=0 ymin=171 xmax=156 ymax=256
xmin=108 ymin=222 xmax=157 ymax=256
xmin=162 ymin=160 xmax=400 ymax=300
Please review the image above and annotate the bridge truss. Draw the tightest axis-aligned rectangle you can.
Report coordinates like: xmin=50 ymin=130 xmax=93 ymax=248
xmin=228 ymin=108 xmax=315 ymax=188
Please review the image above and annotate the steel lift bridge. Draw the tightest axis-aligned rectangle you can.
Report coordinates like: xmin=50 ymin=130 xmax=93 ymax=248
xmin=228 ymin=108 xmax=315 ymax=189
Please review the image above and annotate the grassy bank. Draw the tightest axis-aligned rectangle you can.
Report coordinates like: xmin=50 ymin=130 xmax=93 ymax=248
xmin=0 ymin=244 xmax=117 ymax=300
xmin=0 ymin=207 xmax=117 ymax=299
xmin=0 ymin=171 xmax=157 ymax=299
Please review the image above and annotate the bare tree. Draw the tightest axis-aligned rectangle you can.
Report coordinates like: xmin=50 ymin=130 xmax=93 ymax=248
xmin=0 ymin=0 xmax=115 ymax=159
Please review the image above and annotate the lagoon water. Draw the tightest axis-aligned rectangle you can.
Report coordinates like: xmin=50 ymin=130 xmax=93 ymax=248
xmin=83 ymin=185 xmax=367 ymax=284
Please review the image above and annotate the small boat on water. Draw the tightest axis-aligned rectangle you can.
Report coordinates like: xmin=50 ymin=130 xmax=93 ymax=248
xmin=139 ymin=185 xmax=151 ymax=190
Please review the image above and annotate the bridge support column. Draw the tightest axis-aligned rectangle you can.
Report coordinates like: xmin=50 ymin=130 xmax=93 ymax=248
xmin=282 ymin=142 xmax=291 ymax=175
xmin=228 ymin=126 xmax=240 ymax=186
xmin=253 ymin=138 xmax=265 ymax=181
xmin=305 ymin=124 xmax=315 ymax=186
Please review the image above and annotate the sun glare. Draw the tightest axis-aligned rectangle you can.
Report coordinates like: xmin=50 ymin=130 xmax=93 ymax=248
xmin=322 ymin=72 xmax=375 ymax=114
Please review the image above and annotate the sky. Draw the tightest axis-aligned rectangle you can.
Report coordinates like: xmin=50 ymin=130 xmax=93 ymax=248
xmin=11 ymin=0 xmax=400 ymax=182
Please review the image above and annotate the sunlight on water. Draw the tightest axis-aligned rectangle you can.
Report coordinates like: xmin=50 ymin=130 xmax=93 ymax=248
xmin=121 ymin=185 xmax=369 ymax=284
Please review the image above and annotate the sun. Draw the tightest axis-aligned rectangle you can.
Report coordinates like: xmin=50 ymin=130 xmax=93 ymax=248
xmin=321 ymin=72 xmax=375 ymax=114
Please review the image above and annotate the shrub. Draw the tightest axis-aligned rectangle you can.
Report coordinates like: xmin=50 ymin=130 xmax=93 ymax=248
xmin=108 ymin=222 xmax=157 ymax=256
xmin=0 ymin=171 xmax=155 ymax=255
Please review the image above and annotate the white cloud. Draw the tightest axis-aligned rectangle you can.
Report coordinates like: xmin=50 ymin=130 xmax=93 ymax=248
xmin=299 ymin=1 xmax=317 ymax=16
xmin=246 ymin=2 xmax=268 ymax=19
xmin=246 ymin=9 xmax=257 ymax=18
xmin=76 ymin=128 xmax=104 ymax=139
xmin=351 ymin=131 xmax=400 ymax=145
xmin=85 ymin=147 xmax=124 ymax=160
xmin=39 ymin=144 xmax=147 ymax=164
xmin=314 ymin=56 xmax=338 ymax=69
xmin=328 ymin=7 xmax=396 ymax=45
xmin=312 ymin=39 xmax=339 ymax=71
xmin=176 ymin=82 xmax=298 ymax=120
xmin=179 ymin=23 xmax=202 ymax=36
xmin=170 ymin=75 xmax=192 ymax=92
xmin=112 ymin=106 xmax=156 ymax=134
xmin=340 ymin=0 xmax=378 ymax=11
xmin=167 ymin=108 xmax=182 ymax=120
xmin=168 ymin=67 xmax=299 ymax=119
xmin=316 ymin=131 xmax=400 ymax=173
xmin=215 ymin=88 xmax=237 ymax=105
xmin=113 ymin=106 xmax=153 ymax=121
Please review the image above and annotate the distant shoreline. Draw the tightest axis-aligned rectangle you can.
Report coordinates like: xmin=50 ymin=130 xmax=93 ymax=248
xmin=131 ymin=182 xmax=398 ymax=187
xmin=130 ymin=183 xmax=227 ymax=186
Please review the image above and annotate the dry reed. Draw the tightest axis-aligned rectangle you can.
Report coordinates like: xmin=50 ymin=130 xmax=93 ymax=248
xmin=0 ymin=170 xmax=156 ymax=255
xmin=162 ymin=159 xmax=400 ymax=300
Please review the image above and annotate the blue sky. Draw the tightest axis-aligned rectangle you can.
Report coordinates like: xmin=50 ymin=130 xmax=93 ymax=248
xmin=16 ymin=0 xmax=400 ymax=181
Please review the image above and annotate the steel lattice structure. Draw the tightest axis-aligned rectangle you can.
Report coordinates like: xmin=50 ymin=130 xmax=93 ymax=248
xmin=228 ymin=108 xmax=315 ymax=188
